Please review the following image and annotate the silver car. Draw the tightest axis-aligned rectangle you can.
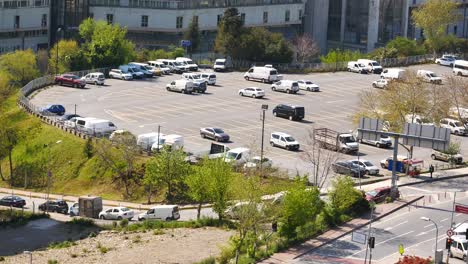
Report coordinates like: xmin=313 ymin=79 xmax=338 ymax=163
xmin=200 ymin=127 xmax=230 ymax=142
xmin=98 ymin=207 xmax=134 ymax=220
xmin=350 ymin=159 xmax=380 ymax=175
xmin=238 ymin=87 xmax=265 ymax=98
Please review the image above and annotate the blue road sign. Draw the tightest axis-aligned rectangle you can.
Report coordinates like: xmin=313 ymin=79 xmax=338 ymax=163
xmin=181 ymin=40 xmax=192 ymax=47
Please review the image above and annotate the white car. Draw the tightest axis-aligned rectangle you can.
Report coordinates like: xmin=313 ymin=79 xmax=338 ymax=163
xmin=109 ymin=69 xmax=133 ymax=80
xmin=435 ymin=55 xmax=458 ymax=67
xmin=244 ymin=156 xmax=272 ymax=169
xmin=81 ymin=72 xmax=105 ymax=85
xmin=350 ymin=159 xmax=380 ymax=175
xmin=98 ymin=207 xmax=134 ymax=220
xmin=297 ymin=80 xmax=320 ymax=92
xmin=440 ymin=118 xmax=467 ymax=136
xmin=372 ymin=79 xmax=389 ymax=89
xmin=238 ymin=87 xmax=265 ymax=98
xmin=270 ymin=132 xmax=300 ymax=151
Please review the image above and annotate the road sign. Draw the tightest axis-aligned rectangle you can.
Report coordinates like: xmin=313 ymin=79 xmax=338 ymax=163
xmin=180 ymin=40 xmax=191 ymax=47
xmin=455 ymin=204 xmax=468 ymax=214
xmin=447 ymin=229 xmax=454 ymax=237
xmin=351 ymin=231 xmax=367 ymax=244
xmin=399 ymin=244 xmax=404 ymax=255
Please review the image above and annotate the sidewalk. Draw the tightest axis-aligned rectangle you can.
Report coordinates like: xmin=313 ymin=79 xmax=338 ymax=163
xmin=259 ymin=197 xmax=423 ymax=264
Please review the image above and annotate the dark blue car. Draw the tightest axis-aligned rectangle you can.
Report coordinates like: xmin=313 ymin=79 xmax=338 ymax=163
xmin=41 ymin=104 xmax=66 ymax=116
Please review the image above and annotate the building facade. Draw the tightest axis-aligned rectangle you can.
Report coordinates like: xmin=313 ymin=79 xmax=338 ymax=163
xmin=0 ymin=0 xmax=304 ymax=54
xmin=306 ymin=0 xmax=468 ymax=53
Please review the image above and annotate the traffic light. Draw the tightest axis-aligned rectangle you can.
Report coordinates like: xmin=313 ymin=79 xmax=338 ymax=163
xmin=446 ymin=238 xmax=452 ymax=250
xmin=368 ymin=237 xmax=375 ymax=249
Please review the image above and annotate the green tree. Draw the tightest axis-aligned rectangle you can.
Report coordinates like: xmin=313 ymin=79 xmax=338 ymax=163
xmin=328 ymin=176 xmax=369 ymax=216
xmin=386 ymin=37 xmax=426 ymax=57
xmin=206 ymin=158 xmax=234 ymax=220
xmin=148 ymin=49 xmax=170 ymax=60
xmin=320 ymin=49 xmax=363 ymax=64
xmin=48 ymin=40 xmax=86 ymax=74
xmin=279 ymin=177 xmax=322 ymax=239
xmin=0 ymin=49 xmax=40 ymax=86
xmin=368 ymin=46 xmax=398 ymax=60
xmin=144 ymin=147 xmax=191 ymax=203
xmin=215 ymin=8 xmax=244 ymax=59
xmin=79 ymin=18 xmax=135 ymax=68
xmin=94 ymin=133 xmax=140 ymax=198
xmin=83 ymin=138 xmax=94 ymax=159
xmin=0 ymin=125 xmax=20 ymax=186
xmin=0 ymin=71 xmax=13 ymax=104
xmin=412 ymin=0 xmax=460 ymax=55
xmin=184 ymin=17 xmax=200 ymax=53
xmin=185 ymin=160 xmax=212 ymax=219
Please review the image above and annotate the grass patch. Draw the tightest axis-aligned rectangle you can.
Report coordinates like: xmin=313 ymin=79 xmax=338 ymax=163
xmin=47 ymin=260 xmax=58 ymax=264
xmin=96 ymin=242 xmax=111 ymax=254
xmin=110 ymin=217 xmax=235 ymax=232
xmin=194 ymin=256 xmax=216 ymax=264
xmin=48 ymin=240 xmax=77 ymax=249
xmin=66 ymin=218 xmax=95 ymax=227
xmin=0 ymin=209 xmax=49 ymax=228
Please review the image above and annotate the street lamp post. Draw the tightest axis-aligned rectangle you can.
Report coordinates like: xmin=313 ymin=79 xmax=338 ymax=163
xmin=421 ymin=217 xmax=439 ymax=260
xmin=260 ymin=104 xmax=268 ymax=176
xmin=55 ymin=27 xmax=62 ymax=76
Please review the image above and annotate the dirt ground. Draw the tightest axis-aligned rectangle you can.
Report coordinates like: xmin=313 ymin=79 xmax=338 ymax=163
xmin=3 ymin=227 xmax=234 ymax=264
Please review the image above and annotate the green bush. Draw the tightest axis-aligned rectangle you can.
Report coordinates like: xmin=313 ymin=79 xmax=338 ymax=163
xmin=0 ymin=209 xmax=49 ymax=228
xmin=119 ymin=218 xmax=129 ymax=228
xmin=320 ymin=49 xmax=364 ymax=64
xmin=194 ymin=257 xmax=216 ymax=264
xmin=66 ymin=218 xmax=95 ymax=227
xmin=48 ymin=240 xmax=77 ymax=249
xmin=47 ymin=260 xmax=58 ymax=264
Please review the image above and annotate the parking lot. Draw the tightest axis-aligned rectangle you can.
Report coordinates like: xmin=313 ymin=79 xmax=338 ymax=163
xmin=31 ymin=64 xmax=468 ymax=186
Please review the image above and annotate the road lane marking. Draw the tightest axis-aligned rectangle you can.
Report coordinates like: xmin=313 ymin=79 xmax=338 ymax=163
xmin=384 ymin=220 xmax=408 ymax=231
xmin=417 ymin=226 xmax=443 ymax=236
xmin=404 ymin=186 xmax=433 ymax=193
xmin=350 ymin=231 xmax=414 ymax=256
xmin=440 ymin=218 xmax=449 ymax=222
xmin=326 ymin=99 xmax=345 ymax=104
xmin=423 ymin=223 xmax=433 ymax=228
xmin=377 ymin=235 xmax=446 ymax=262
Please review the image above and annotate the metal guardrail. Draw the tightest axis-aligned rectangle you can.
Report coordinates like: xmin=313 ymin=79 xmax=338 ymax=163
xmin=18 ymin=68 xmax=109 ymax=139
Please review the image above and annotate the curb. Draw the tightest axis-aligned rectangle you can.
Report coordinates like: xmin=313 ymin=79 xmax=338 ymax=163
xmin=293 ymin=195 xmax=424 ymax=260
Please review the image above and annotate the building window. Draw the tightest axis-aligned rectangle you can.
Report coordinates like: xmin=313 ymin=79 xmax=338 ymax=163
xmin=106 ymin=14 xmax=114 ymax=25
xmin=193 ymin=15 xmax=198 ymax=25
xmin=176 ymin=16 xmax=183 ymax=29
xmin=217 ymin=14 xmax=223 ymax=26
xmin=240 ymin=13 xmax=245 ymax=25
xmin=141 ymin=15 xmax=148 ymax=27
xmin=14 ymin=16 xmax=20 ymax=29
xmin=263 ymin=12 xmax=268 ymax=24
xmin=299 ymin=9 xmax=302 ymax=18
xmin=285 ymin=10 xmax=290 ymax=22
xmin=41 ymin=14 xmax=47 ymax=27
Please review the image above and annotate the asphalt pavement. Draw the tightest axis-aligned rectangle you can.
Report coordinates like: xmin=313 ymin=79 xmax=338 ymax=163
xmin=30 ymin=64 xmax=467 ymax=188
xmin=295 ymin=177 xmax=468 ymax=264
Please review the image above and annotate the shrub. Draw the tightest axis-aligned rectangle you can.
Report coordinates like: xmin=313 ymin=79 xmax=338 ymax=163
xmin=119 ymin=218 xmax=129 ymax=228
xmin=385 ymin=196 xmax=394 ymax=203
xmin=48 ymin=240 xmax=77 ymax=249
xmin=47 ymin=260 xmax=58 ymax=264
xmin=88 ymin=232 xmax=97 ymax=238
xmin=194 ymin=257 xmax=216 ymax=264
xmin=70 ymin=253 xmax=78 ymax=258
xmin=132 ymin=234 xmax=142 ymax=243
xmin=67 ymin=218 xmax=95 ymax=227
xmin=153 ymin=229 xmax=164 ymax=235
xmin=0 ymin=256 xmax=5 ymax=261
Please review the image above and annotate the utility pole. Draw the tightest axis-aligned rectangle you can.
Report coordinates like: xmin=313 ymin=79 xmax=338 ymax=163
xmin=260 ymin=104 xmax=268 ymax=176
xmin=55 ymin=27 xmax=62 ymax=76
xmin=156 ymin=125 xmax=161 ymax=153
xmin=391 ymin=136 xmax=399 ymax=197
xmin=364 ymin=204 xmax=375 ymax=264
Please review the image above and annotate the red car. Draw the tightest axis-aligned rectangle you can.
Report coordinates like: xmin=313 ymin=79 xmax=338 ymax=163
xmin=365 ymin=187 xmax=397 ymax=203
xmin=55 ymin=74 xmax=86 ymax=88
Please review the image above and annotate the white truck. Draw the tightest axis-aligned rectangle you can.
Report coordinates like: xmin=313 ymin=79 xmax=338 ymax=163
xmin=313 ymin=128 xmax=359 ymax=153
xmin=224 ymin=147 xmax=251 ymax=166
xmin=137 ymin=132 xmax=166 ymax=151
xmin=192 ymin=142 xmax=231 ymax=162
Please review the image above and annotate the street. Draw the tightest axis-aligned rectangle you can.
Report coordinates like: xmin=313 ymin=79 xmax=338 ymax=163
xmin=30 ymin=64 xmax=468 ymax=188
xmin=295 ymin=177 xmax=468 ymax=264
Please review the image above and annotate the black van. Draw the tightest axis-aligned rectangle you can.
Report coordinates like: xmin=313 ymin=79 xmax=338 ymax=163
xmin=272 ymin=104 xmax=305 ymax=121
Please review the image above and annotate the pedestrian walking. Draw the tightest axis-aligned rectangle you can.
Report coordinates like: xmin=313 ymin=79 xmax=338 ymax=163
xmin=429 ymin=164 xmax=434 ymax=178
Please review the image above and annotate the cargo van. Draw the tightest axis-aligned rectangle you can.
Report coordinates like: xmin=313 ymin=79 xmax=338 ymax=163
xmin=137 ymin=132 xmax=166 ymax=151
xmin=157 ymin=59 xmax=187 ymax=73
xmin=176 ymin=57 xmax=198 ymax=71
xmin=147 ymin=61 xmax=171 ymax=74
xmin=244 ymin=66 xmax=282 ymax=83
xmin=128 ymin=62 xmax=154 ymax=77
xmin=357 ymin=59 xmax=383 ymax=74
xmin=272 ymin=104 xmax=305 ymax=121
xmin=151 ymin=134 xmax=184 ymax=151
xmin=119 ymin=65 xmax=144 ymax=79
xmin=453 ymin=60 xmax=468 ymax=77
xmin=381 ymin=68 xmax=406 ymax=80
xmin=72 ymin=117 xmax=117 ymax=136
xmin=224 ymin=147 xmax=251 ymax=165
xmin=200 ymin=72 xmax=217 ymax=85
xmin=213 ymin=58 xmax=232 ymax=72
xmin=81 ymin=72 xmax=105 ymax=85
xmin=137 ymin=205 xmax=180 ymax=221
xmin=271 ymin=80 xmax=299 ymax=94
xmin=449 ymin=235 xmax=467 ymax=260
xmin=417 ymin=70 xmax=442 ymax=84
xmin=166 ymin=79 xmax=194 ymax=94
xmin=347 ymin=61 xmax=369 ymax=74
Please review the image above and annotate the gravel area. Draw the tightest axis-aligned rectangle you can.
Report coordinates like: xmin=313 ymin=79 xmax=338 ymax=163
xmin=2 ymin=227 xmax=233 ymax=264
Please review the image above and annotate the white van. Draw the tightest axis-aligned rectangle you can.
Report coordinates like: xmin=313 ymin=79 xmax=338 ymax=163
xmin=347 ymin=61 xmax=369 ymax=74
xmin=73 ymin=118 xmax=116 ymax=136
xmin=176 ymin=57 xmax=198 ymax=71
xmin=157 ymin=59 xmax=187 ymax=73
xmin=244 ymin=66 xmax=282 ymax=83
xmin=449 ymin=235 xmax=467 ymax=260
xmin=213 ymin=58 xmax=232 ymax=72
xmin=151 ymin=134 xmax=184 ymax=151
xmin=453 ymin=60 xmax=468 ymax=77
xmin=200 ymin=72 xmax=217 ymax=85
xmin=81 ymin=72 xmax=105 ymax=85
xmin=270 ymin=132 xmax=300 ymax=151
xmin=137 ymin=132 xmax=166 ymax=151
xmin=417 ymin=70 xmax=442 ymax=84
xmin=357 ymin=59 xmax=383 ymax=74
xmin=440 ymin=118 xmax=467 ymax=135
xmin=137 ymin=205 xmax=180 ymax=221
xmin=147 ymin=61 xmax=171 ymax=75
xmin=271 ymin=80 xmax=299 ymax=94
xmin=381 ymin=68 xmax=406 ymax=80
xmin=224 ymin=147 xmax=251 ymax=165
xmin=166 ymin=79 xmax=194 ymax=94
